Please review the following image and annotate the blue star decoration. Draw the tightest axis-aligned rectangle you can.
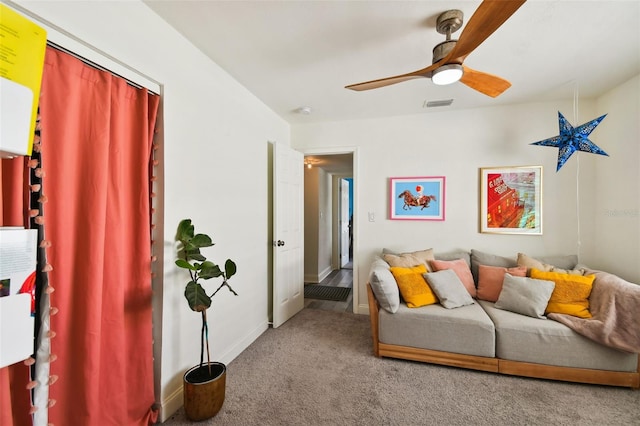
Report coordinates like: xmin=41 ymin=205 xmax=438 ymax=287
xmin=531 ymin=111 xmax=608 ymax=172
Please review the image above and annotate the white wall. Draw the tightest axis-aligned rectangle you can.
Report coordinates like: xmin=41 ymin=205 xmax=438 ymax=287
xmin=303 ymin=166 xmax=333 ymax=283
xmin=13 ymin=0 xmax=290 ymax=421
xmin=318 ymin=170 xmax=333 ymax=279
xmin=292 ymin=90 xmax=639 ymax=312
xmin=303 ymin=167 xmax=320 ymax=281
xmin=589 ymin=75 xmax=640 ymax=282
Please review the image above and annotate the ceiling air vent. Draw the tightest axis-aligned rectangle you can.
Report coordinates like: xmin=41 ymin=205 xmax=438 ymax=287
xmin=424 ymin=99 xmax=454 ymax=108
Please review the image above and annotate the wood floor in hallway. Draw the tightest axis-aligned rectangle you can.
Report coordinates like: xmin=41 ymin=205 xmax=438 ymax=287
xmin=304 ymin=263 xmax=353 ymax=313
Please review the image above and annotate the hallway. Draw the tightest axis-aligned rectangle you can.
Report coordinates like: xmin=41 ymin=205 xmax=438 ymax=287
xmin=304 ymin=264 xmax=353 ymax=313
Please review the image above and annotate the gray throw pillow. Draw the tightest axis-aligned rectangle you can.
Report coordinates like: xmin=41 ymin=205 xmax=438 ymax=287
xmin=423 ymin=269 xmax=475 ymax=309
xmin=517 ymin=253 xmax=579 ymax=271
xmin=470 ymin=249 xmax=517 ymax=284
xmin=536 ymin=254 xmax=579 ymax=270
xmin=495 ymin=273 xmax=555 ymax=319
xmin=434 ymin=250 xmax=471 ymax=267
xmin=368 ymin=257 xmax=400 ymax=313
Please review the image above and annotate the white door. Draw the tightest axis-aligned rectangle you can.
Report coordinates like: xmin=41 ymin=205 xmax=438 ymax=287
xmin=272 ymin=143 xmax=304 ymax=328
xmin=340 ymin=178 xmax=350 ymax=267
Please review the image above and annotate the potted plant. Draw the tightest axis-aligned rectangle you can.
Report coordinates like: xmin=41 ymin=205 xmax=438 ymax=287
xmin=175 ymin=218 xmax=238 ymax=421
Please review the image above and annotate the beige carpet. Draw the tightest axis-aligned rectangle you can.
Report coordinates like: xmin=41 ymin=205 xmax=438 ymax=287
xmin=161 ymin=308 xmax=640 ymax=425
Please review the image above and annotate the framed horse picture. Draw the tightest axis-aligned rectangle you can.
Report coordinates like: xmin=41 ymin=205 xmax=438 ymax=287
xmin=389 ymin=176 xmax=445 ymax=220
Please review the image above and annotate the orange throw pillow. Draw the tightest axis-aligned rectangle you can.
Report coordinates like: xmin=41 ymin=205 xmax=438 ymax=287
xmin=477 ymin=265 xmax=527 ymax=302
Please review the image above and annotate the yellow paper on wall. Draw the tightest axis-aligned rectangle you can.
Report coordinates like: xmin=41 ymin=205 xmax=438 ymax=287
xmin=0 ymin=4 xmax=47 ymax=156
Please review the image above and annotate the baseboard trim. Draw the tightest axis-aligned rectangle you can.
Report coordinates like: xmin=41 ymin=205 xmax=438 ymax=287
xmin=219 ymin=319 xmax=268 ymax=366
xmin=318 ymin=266 xmax=332 ymax=283
xmin=304 ymin=273 xmax=319 ymax=283
xmin=159 ymin=386 xmax=183 ymax=423
xmin=304 ymin=266 xmax=333 ymax=284
xmin=158 ymin=319 xmax=269 ymax=422
xmin=355 ymin=303 xmax=369 ymax=315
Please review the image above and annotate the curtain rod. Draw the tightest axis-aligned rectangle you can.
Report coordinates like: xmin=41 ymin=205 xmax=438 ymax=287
xmin=4 ymin=0 xmax=160 ymax=95
xmin=46 ymin=41 xmax=156 ymax=94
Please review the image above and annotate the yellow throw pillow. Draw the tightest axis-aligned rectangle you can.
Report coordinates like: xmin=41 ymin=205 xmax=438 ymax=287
xmin=389 ymin=264 xmax=437 ymax=308
xmin=530 ymin=268 xmax=595 ymax=318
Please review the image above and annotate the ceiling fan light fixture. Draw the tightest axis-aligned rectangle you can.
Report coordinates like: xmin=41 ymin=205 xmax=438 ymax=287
xmin=432 ymin=64 xmax=463 ymax=86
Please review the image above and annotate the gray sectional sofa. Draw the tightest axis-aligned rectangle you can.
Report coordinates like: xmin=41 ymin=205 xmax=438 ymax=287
xmin=367 ymin=249 xmax=640 ymax=388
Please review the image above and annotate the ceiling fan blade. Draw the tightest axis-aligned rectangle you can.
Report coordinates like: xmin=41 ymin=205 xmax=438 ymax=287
xmin=446 ymin=0 xmax=526 ymax=64
xmin=460 ymin=66 xmax=511 ymax=97
xmin=345 ymin=63 xmax=439 ymax=91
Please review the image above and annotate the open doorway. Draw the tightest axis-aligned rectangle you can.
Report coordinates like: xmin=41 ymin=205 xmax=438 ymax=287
xmin=335 ymin=176 xmax=353 ymax=270
xmin=339 ymin=177 xmax=353 ymax=269
xmin=302 ymin=151 xmax=356 ymax=313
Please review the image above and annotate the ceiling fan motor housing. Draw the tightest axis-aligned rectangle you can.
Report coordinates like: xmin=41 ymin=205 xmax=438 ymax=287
xmin=432 ymin=40 xmax=457 ymax=64
xmin=433 ymin=10 xmax=463 ymax=64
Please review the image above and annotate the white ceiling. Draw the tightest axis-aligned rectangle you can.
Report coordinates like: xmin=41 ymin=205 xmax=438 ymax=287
xmin=144 ymin=0 xmax=640 ymax=125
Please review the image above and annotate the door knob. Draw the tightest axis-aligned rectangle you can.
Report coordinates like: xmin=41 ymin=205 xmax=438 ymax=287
xmin=276 ymin=240 xmax=285 ymax=247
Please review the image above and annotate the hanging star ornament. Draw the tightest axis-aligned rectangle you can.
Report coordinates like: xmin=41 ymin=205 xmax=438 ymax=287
xmin=531 ymin=111 xmax=608 ymax=172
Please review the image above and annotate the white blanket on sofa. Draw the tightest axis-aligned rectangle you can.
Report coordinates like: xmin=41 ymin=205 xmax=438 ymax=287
xmin=548 ymin=269 xmax=640 ymax=354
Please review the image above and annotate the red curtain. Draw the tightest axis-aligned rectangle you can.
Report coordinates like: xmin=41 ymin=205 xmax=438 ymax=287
xmin=38 ymin=47 xmax=159 ymax=425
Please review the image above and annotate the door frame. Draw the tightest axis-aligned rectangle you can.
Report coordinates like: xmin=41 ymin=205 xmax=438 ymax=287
xmin=301 ymin=147 xmax=359 ymax=314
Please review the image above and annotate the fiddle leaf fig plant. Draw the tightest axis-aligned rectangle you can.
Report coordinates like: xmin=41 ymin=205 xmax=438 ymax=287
xmin=175 ymin=219 xmax=238 ymax=374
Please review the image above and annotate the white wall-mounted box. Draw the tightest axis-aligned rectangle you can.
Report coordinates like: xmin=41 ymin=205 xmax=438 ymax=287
xmin=0 ymin=228 xmax=37 ymax=368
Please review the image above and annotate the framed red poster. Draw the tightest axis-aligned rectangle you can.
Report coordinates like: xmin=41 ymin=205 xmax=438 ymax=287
xmin=480 ymin=166 xmax=542 ymax=234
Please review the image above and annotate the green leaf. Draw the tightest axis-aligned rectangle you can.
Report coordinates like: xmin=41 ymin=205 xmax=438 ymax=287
xmin=225 ymin=259 xmax=237 ymax=280
xmin=199 ymin=261 xmax=223 ymax=280
xmin=175 ymin=259 xmax=196 ymax=270
xmin=184 ymin=281 xmax=212 ymax=312
xmin=192 ymin=233 xmax=214 ymax=248
xmin=185 ymin=248 xmax=206 ymax=262
xmin=176 ymin=219 xmax=194 ymax=241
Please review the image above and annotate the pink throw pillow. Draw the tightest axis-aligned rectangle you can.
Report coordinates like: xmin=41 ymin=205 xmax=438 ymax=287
xmin=477 ymin=265 xmax=527 ymax=302
xmin=430 ymin=258 xmax=476 ymax=298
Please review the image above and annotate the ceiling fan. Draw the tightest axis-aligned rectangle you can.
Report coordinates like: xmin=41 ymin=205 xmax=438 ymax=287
xmin=345 ymin=0 xmax=526 ymax=98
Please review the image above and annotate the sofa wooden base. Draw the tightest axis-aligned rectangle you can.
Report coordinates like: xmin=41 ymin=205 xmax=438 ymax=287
xmin=367 ymin=284 xmax=640 ymax=389
xmin=499 ymin=359 xmax=640 ymax=388
xmin=376 ymin=342 xmax=639 ymax=389
xmin=378 ymin=342 xmax=499 ymax=372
